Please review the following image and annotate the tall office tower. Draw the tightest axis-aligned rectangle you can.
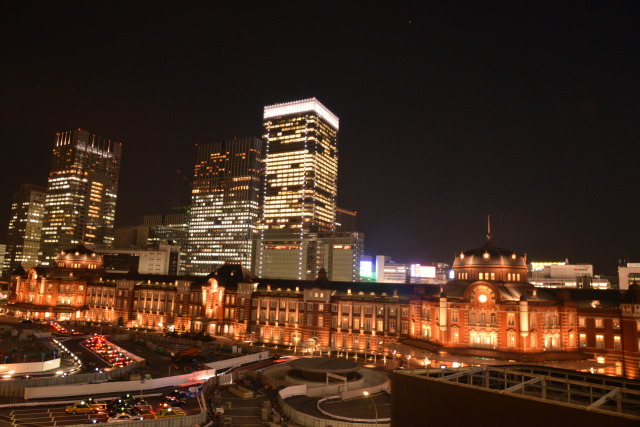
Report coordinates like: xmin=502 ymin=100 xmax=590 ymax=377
xmin=255 ymin=98 xmax=340 ymax=280
xmin=41 ymin=129 xmax=122 ymax=265
xmin=2 ymin=184 xmax=47 ymax=275
xmin=186 ymin=137 xmax=263 ymax=275
xmin=261 ymin=98 xmax=339 ymax=232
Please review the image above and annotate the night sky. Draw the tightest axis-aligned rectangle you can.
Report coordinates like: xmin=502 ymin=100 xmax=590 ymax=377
xmin=1 ymin=2 xmax=639 ymax=275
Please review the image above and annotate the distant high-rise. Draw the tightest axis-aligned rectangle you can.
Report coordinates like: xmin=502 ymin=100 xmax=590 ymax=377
xmin=336 ymin=207 xmax=357 ymax=232
xmin=3 ymin=184 xmax=47 ymax=275
xmin=261 ymin=98 xmax=339 ymax=232
xmin=255 ymin=98 xmax=340 ymax=279
xmin=186 ymin=137 xmax=263 ymax=275
xmin=41 ymin=129 xmax=122 ymax=265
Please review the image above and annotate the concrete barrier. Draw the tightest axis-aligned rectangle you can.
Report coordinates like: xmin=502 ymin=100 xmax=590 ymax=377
xmin=0 ymin=360 xmax=144 ymax=398
xmin=0 ymin=358 xmax=61 ymax=374
xmin=204 ymin=351 xmax=269 ymax=371
xmin=24 ymin=368 xmax=216 ymax=399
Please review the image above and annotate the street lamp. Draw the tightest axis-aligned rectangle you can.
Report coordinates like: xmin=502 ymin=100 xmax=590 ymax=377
xmin=363 ymin=391 xmax=378 ymax=427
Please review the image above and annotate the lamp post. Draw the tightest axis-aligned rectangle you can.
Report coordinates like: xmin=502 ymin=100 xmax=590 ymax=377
xmin=363 ymin=391 xmax=378 ymax=427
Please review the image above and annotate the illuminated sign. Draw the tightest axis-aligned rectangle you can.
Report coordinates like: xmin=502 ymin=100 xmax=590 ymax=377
xmin=529 ymin=261 xmax=565 ymax=271
xmin=360 ymin=260 xmax=374 ymax=279
xmin=410 ymin=264 xmax=437 ymax=278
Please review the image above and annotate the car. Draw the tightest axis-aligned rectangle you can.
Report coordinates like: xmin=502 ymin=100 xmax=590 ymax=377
xmin=19 ymin=319 xmax=33 ymax=324
xmin=85 ymin=398 xmax=107 ymax=409
xmin=162 ymin=397 xmax=185 ymax=408
xmin=154 ymin=408 xmax=185 ymax=418
xmin=166 ymin=389 xmax=187 ymax=400
xmin=107 ymin=405 xmax=140 ymax=417
xmin=66 ymin=402 xmax=99 ymax=414
xmin=133 ymin=398 xmax=152 ymax=411
xmin=107 ymin=413 xmax=144 ymax=423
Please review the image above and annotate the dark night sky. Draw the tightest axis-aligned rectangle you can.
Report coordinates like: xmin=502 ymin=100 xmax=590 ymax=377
xmin=1 ymin=2 xmax=639 ymax=275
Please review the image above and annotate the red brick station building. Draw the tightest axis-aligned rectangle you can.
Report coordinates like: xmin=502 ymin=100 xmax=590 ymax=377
xmin=8 ymin=237 xmax=640 ymax=379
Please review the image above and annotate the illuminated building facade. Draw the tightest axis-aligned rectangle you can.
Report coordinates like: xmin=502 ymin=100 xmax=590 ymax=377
xmin=527 ymin=262 xmax=611 ymax=289
xmin=3 ymin=184 xmax=47 ymax=276
xmin=256 ymin=98 xmax=339 ymax=279
xmin=41 ymin=130 xmax=122 ymax=265
xmin=12 ymin=235 xmax=640 ymax=380
xmin=113 ymin=213 xmax=188 ymax=275
xmin=261 ymin=98 xmax=338 ymax=232
xmin=253 ymin=231 xmax=363 ymax=282
xmin=95 ymin=244 xmax=181 ymax=275
xmin=186 ymin=138 xmax=263 ymax=275
xmin=142 ymin=213 xmax=188 ymax=250
xmin=618 ymin=262 xmax=640 ymax=290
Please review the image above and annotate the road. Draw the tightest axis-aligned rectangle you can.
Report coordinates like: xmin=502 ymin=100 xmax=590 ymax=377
xmin=0 ymin=385 xmax=201 ymax=426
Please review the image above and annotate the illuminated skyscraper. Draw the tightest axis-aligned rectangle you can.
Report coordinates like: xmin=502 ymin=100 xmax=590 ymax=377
xmin=41 ymin=129 xmax=122 ymax=265
xmin=186 ymin=137 xmax=263 ymax=275
xmin=255 ymin=98 xmax=340 ymax=279
xmin=2 ymin=184 xmax=47 ymax=275
xmin=261 ymin=98 xmax=339 ymax=232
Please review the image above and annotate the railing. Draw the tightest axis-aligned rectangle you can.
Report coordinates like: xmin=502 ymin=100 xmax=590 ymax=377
xmin=317 ymin=395 xmax=391 ymax=424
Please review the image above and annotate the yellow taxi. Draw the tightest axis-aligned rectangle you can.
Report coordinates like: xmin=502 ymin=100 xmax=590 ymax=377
xmin=154 ymin=408 xmax=185 ymax=418
xmin=66 ymin=401 xmax=98 ymax=414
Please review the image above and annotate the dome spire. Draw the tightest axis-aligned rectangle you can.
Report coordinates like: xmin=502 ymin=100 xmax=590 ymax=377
xmin=487 ymin=214 xmax=492 ymax=242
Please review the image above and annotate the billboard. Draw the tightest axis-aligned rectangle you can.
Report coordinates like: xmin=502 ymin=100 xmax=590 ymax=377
xmin=410 ymin=264 xmax=436 ymax=279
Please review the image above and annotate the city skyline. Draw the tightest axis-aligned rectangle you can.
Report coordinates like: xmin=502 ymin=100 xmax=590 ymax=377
xmin=2 ymin=3 xmax=639 ymax=274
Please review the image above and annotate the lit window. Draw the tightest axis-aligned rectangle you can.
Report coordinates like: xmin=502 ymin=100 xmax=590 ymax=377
xmin=614 ymin=336 xmax=621 ymax=350
xmin=579 ymin=333 xmax=587 ymax=347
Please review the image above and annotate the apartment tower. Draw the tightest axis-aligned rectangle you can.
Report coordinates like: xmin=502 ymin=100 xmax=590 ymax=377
xmin=41 ymin=129 xmax=122 ymax=265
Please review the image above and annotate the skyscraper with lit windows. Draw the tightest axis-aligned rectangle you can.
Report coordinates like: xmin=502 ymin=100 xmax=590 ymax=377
xmin=3 ymin=184 xmax=47 ymax=275
xmin=41 ymin=129 xmax=122 ymax=265
xmin=255 ymin=98 xmax=340 ymax=279
xmin=185 ymin=137 xmax=263 ymax=275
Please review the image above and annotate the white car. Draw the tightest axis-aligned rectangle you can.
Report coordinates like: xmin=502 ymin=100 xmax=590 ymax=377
xmin=107 ymin=413 xmax=144 ymax=423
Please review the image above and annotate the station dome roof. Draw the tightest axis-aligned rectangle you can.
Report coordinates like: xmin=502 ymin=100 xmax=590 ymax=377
xmin=452 ymin=217 xmax=526 ymax=270
xmin=55 ymin=244 xmax=103 ymax=269
xmin=453 ymin=241 xmax=527 ymax=269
